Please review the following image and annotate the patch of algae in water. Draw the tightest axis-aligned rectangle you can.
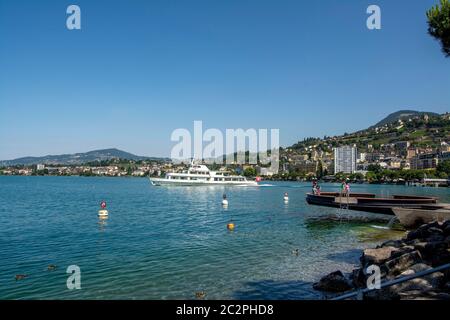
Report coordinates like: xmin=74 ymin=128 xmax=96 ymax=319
xmin=354 ymin=224 xmax=406 ymax=243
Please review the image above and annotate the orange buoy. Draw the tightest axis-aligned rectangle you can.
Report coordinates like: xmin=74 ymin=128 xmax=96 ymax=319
xmin=227 ymin=222 xmax=235 ymax=231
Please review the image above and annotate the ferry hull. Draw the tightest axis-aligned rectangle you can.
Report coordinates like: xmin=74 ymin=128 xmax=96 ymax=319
xmin=150 ymin=177 xmax=258 ymax=186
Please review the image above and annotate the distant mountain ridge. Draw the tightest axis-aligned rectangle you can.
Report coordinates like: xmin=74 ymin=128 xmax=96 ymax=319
xmin=370 ymin=110 xmax=439 ymax=128
xmin=0 ymin=148 xmax=168 ymax=166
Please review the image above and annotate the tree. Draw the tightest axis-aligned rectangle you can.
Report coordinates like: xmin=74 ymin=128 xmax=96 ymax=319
xmin=243 ymin=167 xmax=256 ymax=177
xmin=437 ymin=159 xmax=450 ymax=176
xmin=316 ymin=161 xmax=324 ymax=179
xmin=367 ymin=164 xmax=382 ymax=174
xmin=427 ymin=0 xmax=450 ymax=57
xmin=366 ymin=171 xmax=377 ymax=183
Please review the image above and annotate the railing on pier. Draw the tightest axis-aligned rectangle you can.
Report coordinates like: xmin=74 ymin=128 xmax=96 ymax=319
xmin=331 ymin=263 xmax=450 ymax=300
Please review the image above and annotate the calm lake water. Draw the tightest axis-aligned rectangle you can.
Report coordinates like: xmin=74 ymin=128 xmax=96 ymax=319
xmin=1 ymin=176 xmax=449 ymax=300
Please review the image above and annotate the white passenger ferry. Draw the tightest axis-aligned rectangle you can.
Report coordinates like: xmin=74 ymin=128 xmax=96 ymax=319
xmin=149 ymin=161 xmax=258 ymax=186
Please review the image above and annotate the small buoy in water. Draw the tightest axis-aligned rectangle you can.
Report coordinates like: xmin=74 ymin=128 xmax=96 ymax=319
xmin=227 ymin=222 xmax=235 ymax=231
xmin=222 ymin=194 xmax=228 ymax=206
xmin=98 ymin=200 xmax=109 ymax=216
xmin=47 ymin=264 xmax=57 ymax=271
xmin=283 ymin=192 xmax=289 ymax=202
xmin=15 ymin=274 xmax=27 ymax=281
xmin=195 ymin=291 xmax=206 ymax=299
xmin=98 ymin=209 xmax=109 ymax=217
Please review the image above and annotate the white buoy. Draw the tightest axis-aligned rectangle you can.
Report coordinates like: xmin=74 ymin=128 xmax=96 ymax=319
xmin=98 ymin=200 xmax=108 ymax=217
xmin=283 ymin=192 xmax=289 ymax=202
xmin=98 ymin=209 xmax=109 ymax=217
xmin=222 ymin=194 xmax=228 ymax=206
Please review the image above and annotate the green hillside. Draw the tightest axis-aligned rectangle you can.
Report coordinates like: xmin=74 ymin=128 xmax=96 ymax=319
xmin=290 ymin=112 xmax=450 ymax=153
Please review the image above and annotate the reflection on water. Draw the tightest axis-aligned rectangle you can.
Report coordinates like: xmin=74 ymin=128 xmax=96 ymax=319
xmin=0 ymin=176 xmax=449 ymax=300
xmin=98 ymin=216 xmax=108 ymax=231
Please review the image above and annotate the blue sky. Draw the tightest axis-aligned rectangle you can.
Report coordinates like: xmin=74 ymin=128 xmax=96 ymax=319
xmin=0 ymin=0 xmax=449 ymax=159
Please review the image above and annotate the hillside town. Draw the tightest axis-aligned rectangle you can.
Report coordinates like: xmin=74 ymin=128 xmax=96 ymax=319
xmin=1 ymin=113 xmax=450 ymax=185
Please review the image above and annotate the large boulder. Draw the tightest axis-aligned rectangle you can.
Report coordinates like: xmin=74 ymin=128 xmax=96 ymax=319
xmin=390 ymin=245 xmax=416 ymax=260
xmin=314 ymin=221 xmax=450 ymax=299
xmin=406 ymin=222 xmax=443 ymax=241
xmin=398 ymin=263 xmax=444 ymax=288
xmin=430 ymin=249 xmax=450 ymax=267
xmin=313 ymin=271 xmax=353 ymax=293
xmin=444 ymin=225 xmax=450 ymax=237
xmin=414 ymin=241 xmax=448 ymax=260
xmin=378 ymin=239 xmax=405 ymax=249
xmin=350 ymin=268 xmax=367 ymax=288
xmin=383 ymin=250 xmax=423 ymax=277
xmin=366 ymin=263 xmax=443 ymax=300
xmin=361 ymin=247 xmax=399 ymax=266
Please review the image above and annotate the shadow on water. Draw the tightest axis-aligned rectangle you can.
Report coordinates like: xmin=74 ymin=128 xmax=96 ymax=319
xmin=325 ymin=249 xmax=363 ymax=264
xmin=303 ymin=219 xmax=370 ymax=231
xmin=232 ymin=279 xmax=321 ymax=300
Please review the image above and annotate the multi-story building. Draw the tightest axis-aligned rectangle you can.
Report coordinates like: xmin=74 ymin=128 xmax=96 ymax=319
xmin=439 ymin=151 xmax=450 ymax=162
xmin=411 ymin=152 xmax=439 ymax=170
xmin=334 ymin=146 xmax=357 ymax=174
xmin=289 ymin=160 xmax=318 ymax=175
xmin=406 ymin=148 xmax=417 ymax=160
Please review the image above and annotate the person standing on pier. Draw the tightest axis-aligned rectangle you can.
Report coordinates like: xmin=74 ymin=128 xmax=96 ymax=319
xmin=341 ymin=180 xmax=350 ymax=196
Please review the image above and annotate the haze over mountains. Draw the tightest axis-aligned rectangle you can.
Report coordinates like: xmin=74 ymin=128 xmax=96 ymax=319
xmin=1 ymin=110 xmax=447 ymax=166
xmin=0 ymin=149 xmax=168 ymax=166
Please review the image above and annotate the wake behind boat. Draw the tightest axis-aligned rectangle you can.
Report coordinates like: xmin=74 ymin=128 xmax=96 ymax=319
xmin=149 ymin=161 xmax=258 ymax=186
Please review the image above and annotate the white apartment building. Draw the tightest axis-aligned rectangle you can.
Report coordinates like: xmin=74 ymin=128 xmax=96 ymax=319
xmin=334 ymin=146 xmax=357 ymax=174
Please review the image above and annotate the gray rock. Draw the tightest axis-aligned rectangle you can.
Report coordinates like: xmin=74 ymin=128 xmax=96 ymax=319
xmin=430 ymin=249 xmax=450 ymax=267
xmin=415 ymin=241 xmax=448 ymax=260
xmin=350 ymin=268 xmax=366 ymax=288
xmin=397 ymin=263 xmax=444 ymax=288
xmin=444 ymin=225 xmax=450 ymax=237
xmin=427 ymin=233 xmax=445 ymax=242
xmin=390 ymin=246 xmax=415 ymax=260
xmin=379 ymin=239 xmax=405 ymax=249
xmin=384 ymin=251 xmax=423 ymax=277
xmin=443 ymin=281 xmax=450 ymax=292
xmin=407 ymin=222 xmax=444 ymax=241
xmin=361 ymin=247 xmax=399 ymax=266
xmin=313 ymin=271 xmax=353 ymax=293
xmin=428 ymin=227 xmax=444 ymax=235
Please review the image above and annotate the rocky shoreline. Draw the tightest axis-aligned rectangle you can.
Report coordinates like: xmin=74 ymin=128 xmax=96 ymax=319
xmin=314 ymin=220 xmax=450 ymax=300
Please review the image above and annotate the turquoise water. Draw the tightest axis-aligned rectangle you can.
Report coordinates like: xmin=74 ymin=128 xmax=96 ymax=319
xmin=1 ymin=176 xmax=449 ymax=300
